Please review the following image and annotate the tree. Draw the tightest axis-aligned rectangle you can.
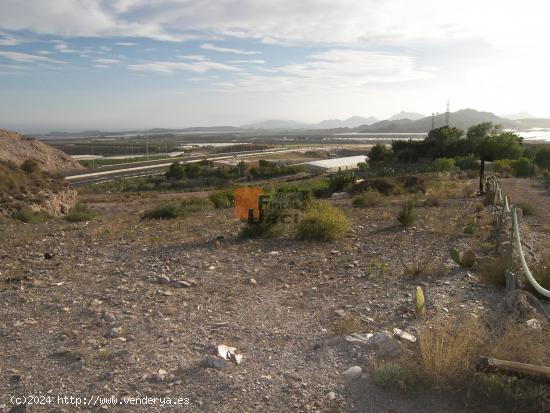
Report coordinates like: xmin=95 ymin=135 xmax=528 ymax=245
xmin=535 ymin=147 xmax=550 ymax=170
xmin=466 ymin=123 xmax=521 ymax=193
xmin=166 ymin=162 xmax=185 ymax=180
xmin=478 ymin=132 xmax=522 ymax=161
xmin=368 ymin=144 xmax=393 ymax=162
xmin=425 ymin=126 xmax=464 ymax=158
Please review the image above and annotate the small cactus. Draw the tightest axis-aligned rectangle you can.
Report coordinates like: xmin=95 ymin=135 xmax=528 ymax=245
xmin=450 ymin=248 xmax=476 ymax=268
xmin=415 ymin=286 xmax=425 ymax=316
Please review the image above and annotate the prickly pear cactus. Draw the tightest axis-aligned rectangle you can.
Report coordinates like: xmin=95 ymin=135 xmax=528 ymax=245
xmin=450 ymin=248 xmax=461 ymax=265
xmin=415 ymin=286 xmax=425 ymax=317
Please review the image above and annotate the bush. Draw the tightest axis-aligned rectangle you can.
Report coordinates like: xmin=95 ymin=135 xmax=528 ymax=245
xmin=397 ymin=175 xmax=427 ymax=193
xmin=353 ymin=177 xmax=396 ymax=196
xmin=209 ymin=189 xmax=235 ymax=208
xmin=397 ymin=199 xmax=416 ymax=227
xmin=454 ymin=155 xmax=479 ymax=170
xmin=432 ymin=157 xmax=456 ymax=172
xmin=492 ymin=159 xmax=512 ymax=175
xmin=477 ymin=256 xmax=508 ymax=287
xmin=297 ymin=202 xmax=349 ymax=241
xmin=417 ymin=317 xmax=483 ymax=386
xmin=180 ymin=197 xmax=213 ymax=213
xmin=372 ymin=362 xmax=422 ymax=394
xmin=142 ymin=202 xmax=185 ymax=220
xmin=328 ymin=170 xmax=355 ymax=193
xmin=65 ymin=202 xmax=95 ymax=222
xmin=352 ymin=189 xmax=386 ymax=207
xmin=21 ymin=159 xmax=40 ymax=174
xmin=165 ymin=162 xmax=185 ymax=180
xmin=534 ymin=147 xmax=550 ymax=170
xmin=368 ymin=144 xmax=394 ymax=163
xmin=12 ymin=207 xmax=45 ymax=223
xmin=424 ymin=188 xmax=447 ymax=206
xmin=511 ymin=157 xmax=535 ymax=177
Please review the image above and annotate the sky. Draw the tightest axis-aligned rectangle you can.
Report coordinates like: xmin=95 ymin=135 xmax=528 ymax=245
xmin=0 ymin=0 xmax=549 ymax=132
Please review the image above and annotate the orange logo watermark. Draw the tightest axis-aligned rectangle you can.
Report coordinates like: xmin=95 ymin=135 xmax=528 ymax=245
xmin=234 ymin=187 xmax=263 ymax=220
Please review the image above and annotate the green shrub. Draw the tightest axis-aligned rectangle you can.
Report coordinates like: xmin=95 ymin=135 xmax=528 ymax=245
xmin=328 ymin=170 xmax=356 ymax=193
xmin=454 ymin=155 xmax=479 ymax=171
xmin=209 ymin=189 xmax=235 ymax=208
xmin=12 ymin=207 xmax=45 ymax=223
xmin=142 ymin=203 xmax=185 ymax=220
xmin=352 ymin=189 xmax=386 ymax=207
xmin=65 ymin=202 xmax=95 ymax=222
xmin=493 ymin=159 xmax=512 ymax=175
xmin=534 ymin=147 xmax=550 ymax=170
xmin=511 ymin=157 xmax=535 ymax=177
xmin=165 ymin=162 xmax=185 ymax=180
xmin=432 ymin=158 xmax=456 ymax=172
xmin=180 ymin=197 xmax=213 ymax=212
xmin=297 ymin=202 xmax=349 ymax=241
xmin=21 ymin=159 xmax=40 ymax=174
xmin=397 ymin=175 xmax=427 ymax=193
xmin=372 ymin=362 xmax=422 ymax=394
xmin=397 ymin=199 xmax=416 ymax=227
xmin=368 ymin=144 xmax=394 ymax=163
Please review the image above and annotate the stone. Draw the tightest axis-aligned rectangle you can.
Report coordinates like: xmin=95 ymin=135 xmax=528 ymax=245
xmin=393 ymin=327 xmax=417 ymax=343
xmin=343 ymin=366 xmax=362 ymax=379
xmin=269 ymin=251 xmax=280 ymax=256
xmin=334 ymin=309 xmax=346 ymax=318
xmin=156 ymin=275 xmax=171 ymax=285
xmin=202 ymin=357 xmax=231 ymax=370
xmin=526 ymin=318 xmax=541 ymax=330
xmin=327 ymin=391 xmax=336 ymax=400
xmin=44 ymin=252 xmax=53 ymax=260
xmin=345 ymin=332 xmax=373 ymax=344
xmin=168 ymin=280 xmax=192 ymax=288
xmin=248 ymin=278 xmax=257 ymax=286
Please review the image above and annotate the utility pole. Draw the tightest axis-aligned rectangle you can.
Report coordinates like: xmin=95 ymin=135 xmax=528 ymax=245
xmin=431 ymin=113 xmax=435 ymax=130
xmin=91 ymin=139 xmax=95 ymax=169
xmin=145 ymin=129 xmax=149 ymax=161
xmin=445 ymin=100 xmax=451 ymax=126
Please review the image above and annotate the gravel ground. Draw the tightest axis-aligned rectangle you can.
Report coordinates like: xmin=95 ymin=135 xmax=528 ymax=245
xmin=0 ymin=181 xmax=541 ymax=412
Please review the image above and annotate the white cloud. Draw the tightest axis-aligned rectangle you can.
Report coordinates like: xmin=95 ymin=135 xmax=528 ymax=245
xmin=93 ymin=58 xmax=122 ymax=64
xmin=200 ymin=43 xmax=259 ymax=55
xmin=54 ymin=42 xmax=79 ymax=53
xmin=230 ymin=59 xmax=265 ymax=64
xmin=128 ymin=60 xmax=240 ymax=74
xmin=178 ymin=55 xmax=207 ymax=61
xmin=0 ymin=32 xmax=18 ymax=46
xmin=115 ymin=42 xmax=137 ymax=46
xmin=0 ymin=50 xmax=64 ymax=63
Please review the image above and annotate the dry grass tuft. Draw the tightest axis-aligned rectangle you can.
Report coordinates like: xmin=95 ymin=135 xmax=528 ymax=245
xmin=417 ymin=317 xmax=484 ymax=386
xmin=329 ymin=313 xmax=362 ymax=336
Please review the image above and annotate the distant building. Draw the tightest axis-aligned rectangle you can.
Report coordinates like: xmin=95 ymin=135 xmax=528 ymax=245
xmin=301 ymin=155 xmax=368 ymax=173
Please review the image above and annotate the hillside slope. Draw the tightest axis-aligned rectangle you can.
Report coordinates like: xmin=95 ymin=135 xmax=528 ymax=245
xmin=0 ymin=129 xmax=82 ymax=171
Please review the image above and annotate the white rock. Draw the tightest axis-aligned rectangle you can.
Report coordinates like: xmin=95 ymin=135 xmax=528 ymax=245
xmin=269 ymin=251 xmax=280 ymax=256
xmin=393 ymin=327 xmax=416 ymax=343
xmin=526 ymin=318 xmax=541 ymax=330
xmin=343 ymin=366 xmax=362 ymax=379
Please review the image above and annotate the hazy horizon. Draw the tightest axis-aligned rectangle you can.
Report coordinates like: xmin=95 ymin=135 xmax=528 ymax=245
xmin=1 ymin=1 xmax=550 ymax=131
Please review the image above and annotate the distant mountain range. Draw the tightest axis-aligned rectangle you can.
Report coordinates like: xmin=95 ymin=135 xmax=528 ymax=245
xmin=240 ymin=116 xmax=378 ymax=130
xmin=30 ymin=109 xmax=550 ymax=137
xmin=388 ymin=111 xmax=426 ymax=121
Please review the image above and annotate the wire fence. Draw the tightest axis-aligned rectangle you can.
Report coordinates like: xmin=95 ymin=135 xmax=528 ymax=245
xmin=485 ymin=176 xmax=550 ymax=298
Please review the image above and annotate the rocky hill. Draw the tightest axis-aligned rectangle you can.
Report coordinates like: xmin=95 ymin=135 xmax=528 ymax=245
xmin=0 ymin=129 xmax=82 ymax=171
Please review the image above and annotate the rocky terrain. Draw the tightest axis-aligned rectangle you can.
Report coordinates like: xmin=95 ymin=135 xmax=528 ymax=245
xmin=1 ymin=177 xmax=548 ymax=412
xmin=0 ymin=129 xmax=82 ymax=172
